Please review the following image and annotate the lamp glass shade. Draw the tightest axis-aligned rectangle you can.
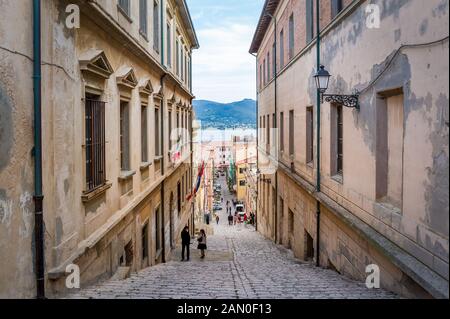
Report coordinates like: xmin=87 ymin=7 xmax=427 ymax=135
xmin=314 ymin=65 xmax=331 ymax=93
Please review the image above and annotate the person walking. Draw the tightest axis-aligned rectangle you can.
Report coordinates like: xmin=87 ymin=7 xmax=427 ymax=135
xmin=197 ymin=229 xmax=207 ymax=259
xmin=228 ymin=214 xmax=233 ymax=226
xmin=216 ymin=214 xmax=220 ymax=225
xmin=181 ymin=226 xmax=190 ymax=262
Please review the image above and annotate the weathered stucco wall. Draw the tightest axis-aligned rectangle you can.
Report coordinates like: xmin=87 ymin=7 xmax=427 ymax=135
xmin=0 ymin=0 xmax=38 ymax=299
xmin=1 ymin=0 xmax=196 ymax=298
xmin=256 ymin=0 xmax=449 ymax=297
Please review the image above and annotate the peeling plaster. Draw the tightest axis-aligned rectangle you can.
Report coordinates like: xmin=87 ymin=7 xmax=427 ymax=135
xmin=424 ymin=93 xmax=449 ymax=237
xmin=346 ymin=9 xmax=365 ymax=46
xmin=56 ymin=217 xmax=63 ymax=245
xmin=19 ymin=191 xmax=33 ymax=238
xmin=56 ymin=0 xmax=76 ymax=40
xmin=432 ymin=0 xmax=449 ymax=18
xmin=64 ymin=179 xmax=70 ymax=195
xmin=380 ymin=0 xmax=412 ymax=21
xmin=394 ymin=29 xmax=402 ymax=42
xmin=0 ymin=82 xmax=13 ymax=170
xmin=419 ymin=19 xmax=429 ymax=36
xmin=353 ymin=52 xmax=412 ymax=155
xmin=0 ymin=189 xmax=13 ymax=226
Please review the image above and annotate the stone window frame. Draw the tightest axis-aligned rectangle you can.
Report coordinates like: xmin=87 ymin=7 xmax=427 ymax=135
xmin=79 ymin=49 xmax=114 ymax=202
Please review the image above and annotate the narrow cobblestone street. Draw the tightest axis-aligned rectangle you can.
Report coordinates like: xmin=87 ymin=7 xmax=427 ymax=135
xmin=70 ymin=176 xmax=397 ymax=299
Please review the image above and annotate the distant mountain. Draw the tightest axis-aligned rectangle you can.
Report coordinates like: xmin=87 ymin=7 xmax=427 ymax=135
xmin=193 ymin=99 xmax=256 ymax=129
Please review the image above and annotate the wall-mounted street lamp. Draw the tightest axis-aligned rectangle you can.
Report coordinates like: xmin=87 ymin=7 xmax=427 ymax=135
xmin=314 ymin=65 xmax=360 ymax=109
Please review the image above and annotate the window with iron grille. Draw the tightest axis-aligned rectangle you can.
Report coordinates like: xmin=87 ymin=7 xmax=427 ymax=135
xmin=120 ymin=102 xmax=131 ymax=170
xmin=85 ymin=98 xmax=106 ymax=191
xmin=118 ymin=0 xmax=131 ymax=17
xmin=139 ymin=0 xmax=148 ymax=36
xmin=141 ymin=105 xmax=148 ymax=163
xmin=331 ymin=104 xmax=343 ymax=177
xmin=266 ymin=52 xmax=270 ymax=81
xmin=306 ymin=106 xmax=314 ymax=164
xmin=337 ymin=104 xmax=343 ymax=175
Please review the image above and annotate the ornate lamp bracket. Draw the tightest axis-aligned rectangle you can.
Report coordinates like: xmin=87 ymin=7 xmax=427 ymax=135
xmin=321 ymin=93 xmax=360 ymax=109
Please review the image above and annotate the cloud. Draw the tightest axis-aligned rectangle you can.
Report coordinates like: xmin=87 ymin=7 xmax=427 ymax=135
xmin=188 ymin=0 xmax=262 ymax=103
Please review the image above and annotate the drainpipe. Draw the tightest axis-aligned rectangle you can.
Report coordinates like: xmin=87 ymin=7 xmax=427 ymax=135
xmin=33 ymin=0 xmax=45 ymax=299
xmin=160 ymin=74 xmax=167 ymax=263
xmin=315 ymin=0 xmax=321 ymax=268
xmin=251 ymin=52 xmax=258 ymax=232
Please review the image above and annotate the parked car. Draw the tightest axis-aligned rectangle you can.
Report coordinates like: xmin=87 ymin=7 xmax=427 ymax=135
xmin=236 ymin=204 xmax=245 ymax=217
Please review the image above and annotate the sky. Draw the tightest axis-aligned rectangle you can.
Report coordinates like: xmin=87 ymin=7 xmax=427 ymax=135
xmin=187 ymin=0 xmax=264 ymax=103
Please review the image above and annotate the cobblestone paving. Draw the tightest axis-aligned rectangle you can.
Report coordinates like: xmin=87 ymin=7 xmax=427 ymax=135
xmin=69 ymin=176 xmax=398 ymax=300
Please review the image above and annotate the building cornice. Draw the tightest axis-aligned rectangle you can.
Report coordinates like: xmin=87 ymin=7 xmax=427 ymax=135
xmin=175 ymin=0 xmax=200 ymax=49
xmin=257 ymin=0 xmax=364 ymax=93
xmin=249 ymin=0 xmax=281 ymax=54
xmin=79 ymin=0 xmax=195 ymax=99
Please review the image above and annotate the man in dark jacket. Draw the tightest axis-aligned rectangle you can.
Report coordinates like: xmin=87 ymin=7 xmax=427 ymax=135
xmin=181 ymin=226 xmax=191 ymax=261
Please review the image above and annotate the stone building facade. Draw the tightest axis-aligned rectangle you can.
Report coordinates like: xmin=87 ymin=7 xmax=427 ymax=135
xmin=250 ymin=0 xmax=448 ymax=298
xmin=0 ymin=0 xmax=198 ymax=298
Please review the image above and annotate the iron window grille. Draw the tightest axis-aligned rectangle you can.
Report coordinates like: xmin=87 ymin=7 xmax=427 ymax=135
xmin=337 ymin=104 xmax=344 ymax=175
xmin=85 ymin=99 xmax=106 ymax=191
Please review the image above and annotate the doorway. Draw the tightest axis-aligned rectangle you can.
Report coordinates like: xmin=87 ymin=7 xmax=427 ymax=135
xmin=305 ymin=231 xmax=314 ymax=261
xmin=170 ymin=193 xmax=174 ymax=249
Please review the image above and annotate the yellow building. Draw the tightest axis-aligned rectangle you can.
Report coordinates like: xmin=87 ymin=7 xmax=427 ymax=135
xmin=233 ymin=136 xmax=257 ymax=203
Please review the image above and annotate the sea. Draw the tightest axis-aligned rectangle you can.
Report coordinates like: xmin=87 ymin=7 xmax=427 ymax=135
xmin=195 ymin=128 xmax=257 ymax=143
